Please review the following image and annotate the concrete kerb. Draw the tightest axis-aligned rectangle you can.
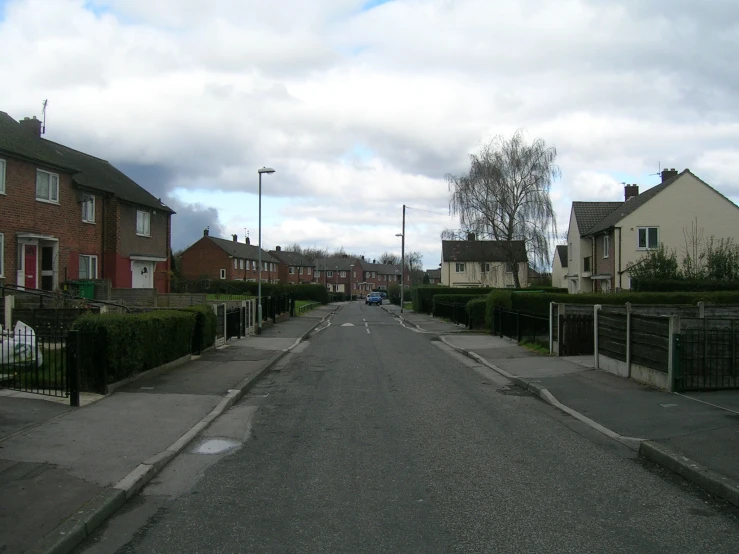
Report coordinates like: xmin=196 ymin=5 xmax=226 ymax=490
xmin=639 ymin=441 xmax=739 ymax=509
xmin=439 ymin=337 xmax=644 ymax=451
xmin=30 ymin=307 xmax=338 ymax=554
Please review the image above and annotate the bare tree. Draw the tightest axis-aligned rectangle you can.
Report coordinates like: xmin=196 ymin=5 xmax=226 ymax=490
xmin=405 ymin=251 xmax=424 ymax=284
xmin=446 ymin=130 xmax=560 ymax=287
xmin=380 ymin=252 xmax=401 ymax=265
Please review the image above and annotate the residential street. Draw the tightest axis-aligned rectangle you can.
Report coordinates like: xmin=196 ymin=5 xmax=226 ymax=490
xmin=77 ymin=302 xmax=739 ymax=554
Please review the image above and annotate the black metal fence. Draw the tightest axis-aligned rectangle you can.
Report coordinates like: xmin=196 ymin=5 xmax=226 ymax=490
xmin=494 ymin=308 xmax=549 ymax=346
xmin=0 ymin=327 xmax=80 ymax=406
xmin=226 ymin=307 xmax=242 ymax=340
xmin=434 ymin=301 xmax=469 ymax=327
xmin=259 ymin=294 xmax=294 ymax=323
xmin=676 ymin=319 xmax=739 ymax=391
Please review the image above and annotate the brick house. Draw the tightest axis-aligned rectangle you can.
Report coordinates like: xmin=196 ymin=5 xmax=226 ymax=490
xmin=0 ymin=111 xmax=174 ymax=293
xmin=354 ymin=257 xmax=411 ymax=294
xmin=424 ymin=268 xmax=441 ymax=284
xmin=179 ymin=230 xmax=280 ymax=283
xmin=269 ymin=246 xmax=316 ymax=285
xmin=440 ymin=236 xmax=528 ymax=288
xmin=314 ymin=256 xmax=362 ymax=294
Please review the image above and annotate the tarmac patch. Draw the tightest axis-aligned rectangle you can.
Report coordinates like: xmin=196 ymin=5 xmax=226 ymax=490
xmin=192 ymin=438 xmax=241 ymax=455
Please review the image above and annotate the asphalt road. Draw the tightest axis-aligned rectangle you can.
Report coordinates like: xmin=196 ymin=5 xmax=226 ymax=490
xmin=78 ymin=302 xmax=739 ymax=553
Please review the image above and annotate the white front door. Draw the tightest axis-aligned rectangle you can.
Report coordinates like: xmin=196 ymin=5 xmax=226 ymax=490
xmin=132 ymin=261 xmax=154 ymax=288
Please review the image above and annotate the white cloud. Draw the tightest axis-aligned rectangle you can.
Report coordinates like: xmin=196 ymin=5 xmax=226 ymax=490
xmin=2 ymin=0 xmax=739 ymax=269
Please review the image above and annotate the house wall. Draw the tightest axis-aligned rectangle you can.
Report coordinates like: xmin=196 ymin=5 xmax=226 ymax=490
xmin=592 ymin=231 xmax=616 ymax=292
xmin=618 ymin=173 xmax=739 ymax=289
xmin=0 ymin=155 xmax=103 ymax=287
xmin=118 ymin=202 xmax=169 ymax=258
xmin=566 ymin=207 xmax=588 ymax=293
xmin=441 ymin=260 xmax=527 ymax=288
xmin=551 ymin=255 xmax=567 ymax=289
xmin=181 ymin=237 xmax=279 ymax=283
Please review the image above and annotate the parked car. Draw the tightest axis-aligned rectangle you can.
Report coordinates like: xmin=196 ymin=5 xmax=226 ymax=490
xmin=366 ymin=292 xmax=382 ymax=305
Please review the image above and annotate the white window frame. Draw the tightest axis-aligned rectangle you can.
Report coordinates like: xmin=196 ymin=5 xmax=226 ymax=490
xmin=289 ymin=266 xmax=295 ymax=274
xmin=299 ymin=267 xmax=303 ymax=275
xmin=482 ymin=262 xmax=491 ymax=273
xmin=82 ymin=193 xmax=95 ymax=223
xmin=36 ymin=169 xmax=59 ymax=203
xmin=637 ymin=227 xmax=659 ymax=250
xmin=315 ymin=270 xmax=321 ymax=277
xmin=220 ymin=269 xmax=226 ymax=279
xmin=0 ymin=158 xmax=6 ymax=195
xmin=455 ymin=263 xmax=465 ymax=273
xmin=79 ymin=254 xmax=98 ymax=279
xmin=136 ymin=210 xmax=151 ymax=237
xmin=234 ymin=259 xmax=238 ymax=269
xmin=327 ymin=270 xmax=334 ymax=278
xmin=307 ymin=267 xmax=312 ymax=275
xmin=239 ymin=259 xmax=244 ymax=270
xmin=340 ymin=271 xmax=346 ymax=278
xmin=0 ymin=233 xmax=4 ymax=277
xmin=603 ymin=235 xmax=610 ymax=258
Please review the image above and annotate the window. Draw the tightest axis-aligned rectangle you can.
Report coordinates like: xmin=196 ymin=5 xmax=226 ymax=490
xmin=0 ymin=158 xmax=6 ymax=194
xmin=289 ymin=266 xmax=295 ymax=274
xmin=234 ymin=259 xmax=238 ymax=269
xmin=136 ymin=210 xmax=151 ymax=236
xmin=638 ymin=227 xmax=659 ymax=249
xmin=583 ymin=256 xmax=592 ymax=272
xmin=307 ymin=267 xmax=312 ymax=275
xmin=455 ymin=263 xmax=465 ymax=273
xmin=36 ymin=169 xmax=59 ymax=202
xmin=252 ymin=260 xmax=256 ymax=270
xmin=482 ymin=263 xmax=491 ymax=273
xmin=299 ymin=267 xmax=303 ymax=275
xmin=603 ymin=235 xmax=610 ymax=258
xmin=315 ymin=270 xmax=321 ymax=277
xmin=82 ymin=194 xmax=95 ymax=223
xmin=239 ymin=259 xmax=244 ymax=270
xmin=220 ymin=269 xmax=226 ymax=279
xmin=340 ymin=271 xmax=346 ymax=278
xmin=79 ymin=255 xmax=98 ymax=279
xmin=0 ymin=233 xmax=4 ymax=277
xmin=327 ymin=271 xmax=334 ymax=278
xmin=505 ymin=263 xmax=514 ymax=273
xmin=569 ymin=243 xmax=572 ymax=261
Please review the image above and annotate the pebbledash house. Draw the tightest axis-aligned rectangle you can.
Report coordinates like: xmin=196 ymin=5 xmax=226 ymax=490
xmin=0 ymin=111 xmax=174 ymax=293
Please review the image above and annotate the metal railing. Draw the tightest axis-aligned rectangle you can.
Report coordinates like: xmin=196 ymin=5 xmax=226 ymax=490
xmin=297 ymin=302 xmax=320 ymax=315
xmin=494 ymin=307 xmax=549 ymax=346
xmin=433 ymin=301 xmax=470 ymax=327
xmin=677 ymin=324 xmax=739 ymax=391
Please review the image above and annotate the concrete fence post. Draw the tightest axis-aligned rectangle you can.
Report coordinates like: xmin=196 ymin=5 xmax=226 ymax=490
xmin=594 ymin=304 xmax=602 ymax=369
xmin=4 ymin=294 xmax=14 ymax=331
xmin=549 ymin=302 xmax=554 ymax=354
xmin=697 ymin=301 xmax=705 ymax=319
xmin=626 ymin=302 xmax=632 ymax=378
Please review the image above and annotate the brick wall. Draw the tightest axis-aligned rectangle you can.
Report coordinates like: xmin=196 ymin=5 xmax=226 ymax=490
xmin=182 ymin=236 xmax=280 ymax=283
xmin=111 ymin=287 xmax=157 ymax=306
xmin=0 ymin=156 xmax=103 ymax=286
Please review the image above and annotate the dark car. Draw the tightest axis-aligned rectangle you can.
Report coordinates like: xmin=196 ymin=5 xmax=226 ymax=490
xmin=366 ymin=292 xmax=382 ymax=305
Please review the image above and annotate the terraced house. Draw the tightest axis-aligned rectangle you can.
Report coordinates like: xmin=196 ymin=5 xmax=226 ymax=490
xmin=0 ymin=111 xmax=174 ymax=293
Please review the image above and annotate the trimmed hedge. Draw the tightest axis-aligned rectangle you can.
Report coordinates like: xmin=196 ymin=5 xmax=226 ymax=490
xmin=633 ymin=279 xmax=739 ymax=292
xmin=74 ymin=310 xmax=197 ymax=389
xmin=466 ymin=298 xmax=487 ymax=329
xmin=432 ymin=294 xmax=487 ymax=313
xmin=413 ymin=286 xmax=493 ymax=314
xmin=179 ymin=304 xmax=218 ymax=353
xmin=179 ymin=280 xmax=329 ymax=303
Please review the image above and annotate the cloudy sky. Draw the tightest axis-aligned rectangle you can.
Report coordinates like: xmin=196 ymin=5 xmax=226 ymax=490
xmin=2 ymin=0 xmax=738 ymax=270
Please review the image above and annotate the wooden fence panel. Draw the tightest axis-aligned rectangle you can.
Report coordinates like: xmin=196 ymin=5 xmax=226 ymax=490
xmin=598 ymin=312 xmax=627 ymax=362
xmin=630 ymin=315 xmax=669 ymax=372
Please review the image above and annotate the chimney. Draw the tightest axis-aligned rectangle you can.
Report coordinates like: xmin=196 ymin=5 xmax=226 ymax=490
xmin=661 ymin=168 xmax=679 ymax=183
xmin=245 ymin=237 xmax=250 ymax=245
xmin=467 ymin=232 xmax=476 ymax=241
xmin=624 ymin=184 xmax=639 ymax=201
xmin=232 ymin=234 xmax=238 ymax=242
xmin=203 ymin=228 xmax=209 ymax=237
xmin=361 ymin=255 xmax=365 ymax=260
xmin=276 ymin=245 xmax=281 ymax=251
xmin=19 ymin=116 xmax=42 ymax=137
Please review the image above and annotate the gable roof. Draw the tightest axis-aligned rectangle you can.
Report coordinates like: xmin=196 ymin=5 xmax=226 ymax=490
xmin=0 ymin=111 xmax=173 ymax=213
xmin=208 ymin=236 xmax=279 ymax=263
xmin=269 ymin=250 xmax=315 ymax=267
xmin=314 ymin=256 xmax=360 ymax=271
xmin=556 ymin=245 xmax=568 ymax=268
xmin=441 ymin=240 xmax=528 ymax=262
xmin=586 ymin=171 xmax=684 ymax=234
xmin=572 ymin=202 xmax=622 ymax=236
xmin=425 ymin=269 xmax=441 ymax=279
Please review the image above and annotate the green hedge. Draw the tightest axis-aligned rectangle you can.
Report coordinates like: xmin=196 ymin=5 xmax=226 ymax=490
xmin=180 ymin=280 xmax=329 ymax=303
xmin=432 ymin=294 xmax=487 ymax=312
xmin=632 ymin=279 xmax=739 ymax=292
xmin=74 ymin=310 xmax=197 ymax=390
xmin=466 ymin=298 xmax=487 ymax=329
xmin=179 ymin=304 xmax=218 ymax=353
xmin=413 ymin=286 xmax=493 ymax=314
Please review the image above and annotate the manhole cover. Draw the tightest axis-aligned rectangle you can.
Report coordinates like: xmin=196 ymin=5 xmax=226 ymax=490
xmin=193 ymin=438 xmax=241 ymax=455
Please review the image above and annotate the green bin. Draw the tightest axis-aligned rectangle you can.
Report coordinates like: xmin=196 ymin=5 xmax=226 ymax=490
xmin=77 ymin=280 xmax=95 ymax=300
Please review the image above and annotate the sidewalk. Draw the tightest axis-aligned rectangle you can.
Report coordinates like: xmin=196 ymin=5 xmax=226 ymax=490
xmin=385 ymin=304 xmax=739 ymax=507
xmin=0 ymin=304 xmax=337 ymax=554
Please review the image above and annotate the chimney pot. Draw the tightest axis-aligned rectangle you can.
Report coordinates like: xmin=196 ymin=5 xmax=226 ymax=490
xmin=467 ymin=232 xmax=476 ymax=241
xmin=245 ymin=237 xmax=250 ymax=245
xmin=203 ymin=228 xmax=209 ymax=237
xmin=624 ymin=184 xmax=639 ymax=201
xmin=232 ymin=234 xmax=237 ymax=242
xmin=661 ymin=168 xmax=679 ymax=183
xmin=276 ymin=245 xmax=281 ymax=251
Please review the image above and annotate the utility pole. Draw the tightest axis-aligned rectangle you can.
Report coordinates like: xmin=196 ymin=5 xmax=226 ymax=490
xmin=401 ymin=204 xmax=405 ymax=313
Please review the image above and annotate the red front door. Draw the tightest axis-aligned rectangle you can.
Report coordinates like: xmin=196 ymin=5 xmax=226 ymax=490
xmin=24 ymin=245 xmax=37 ymax=289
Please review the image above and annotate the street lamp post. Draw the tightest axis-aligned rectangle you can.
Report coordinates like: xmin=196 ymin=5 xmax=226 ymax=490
xmin=395 ymin=232 xmax=405 ymax=313
xmin=257 ymin=167 xmax=275 ymax=335
xmin=349 ymin=264 xmax=354 ymax=301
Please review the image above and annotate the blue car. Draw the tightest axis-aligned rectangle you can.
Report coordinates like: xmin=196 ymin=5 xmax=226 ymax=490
xmin=366 ymin=292 xmax=382 ymax=305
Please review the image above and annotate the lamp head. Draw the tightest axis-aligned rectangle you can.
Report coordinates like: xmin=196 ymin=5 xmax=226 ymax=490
xmin=258 ymin=167 xmax=276 ymax=174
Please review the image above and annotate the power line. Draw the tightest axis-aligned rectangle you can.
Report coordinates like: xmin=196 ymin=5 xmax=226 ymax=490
xmin=405 ymin=206 xmax=450 ymax=217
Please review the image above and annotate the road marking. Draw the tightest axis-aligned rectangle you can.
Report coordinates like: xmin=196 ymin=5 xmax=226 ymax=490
xmin=674 ymin=392 xmax=739 ymax=415
xmin=341 ymin=323 xmax=355 ymax=327
xmin=366 ymin=328 xmax=371 ymax=334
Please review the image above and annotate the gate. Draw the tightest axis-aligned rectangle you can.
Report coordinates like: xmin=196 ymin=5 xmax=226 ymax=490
xmin=226 ymin=306 xmax=241 ymax=340
xmin=0 ymin=327 xmax=80 ymax=406
xmin=675 ymin=320 xmax=739 ymax=391
xmin=214 ymin=304 xmax=226 ymax=347
xmin=559 ymin=314 xmax=594 ymax=356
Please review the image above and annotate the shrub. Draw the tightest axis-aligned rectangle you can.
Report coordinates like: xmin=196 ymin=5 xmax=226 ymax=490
xmin=413 ymin=286 xmax=492 ymax=314
xmin=467 ymin=298 xmax=487 ymax=329
xmin=74 ymin=310 xmax=196 ymax=390
xmin=632 ymin=279 xmax=739 ymax=292
xmin=180 ymin=304 xmax=218 ymax=353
